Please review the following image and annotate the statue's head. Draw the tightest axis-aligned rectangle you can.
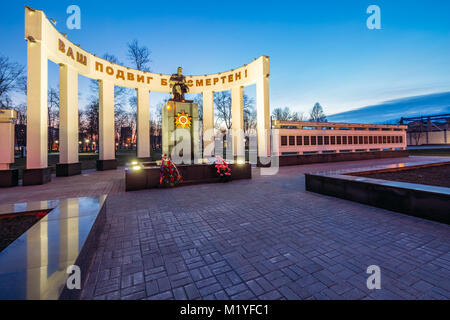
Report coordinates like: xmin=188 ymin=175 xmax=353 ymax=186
xmin=177 ymin=67 xmax=183 ymax=75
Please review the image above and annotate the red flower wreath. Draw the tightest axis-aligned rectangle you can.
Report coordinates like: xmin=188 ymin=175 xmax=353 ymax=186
xmin=215 ymin=156 xmax=232 ymax=177
xmin=160 ymin=154 xmax=183 ymax=187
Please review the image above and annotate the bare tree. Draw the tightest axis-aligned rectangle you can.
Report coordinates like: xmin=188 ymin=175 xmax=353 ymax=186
xmin=409 ymin=122 xmax=424 ymax=146
xmin=309 ymin=102 xmax=327 ymax=122
xmin=0 ymin=55 xmax=25 ymax=106
xmin=82 ymin=97 xmax=99 ymax=144
xmin=14 ymin=103 xmax=27 ymax=125
xmin=48 ymin=87 xmax=60 ymax=151
xmin=243 ymin=95 xmax=256 ymax=134
xmin=272 ymin=107 xmax=292 ymax=121
xmin=127 ymin=40 xmax=151 ymax=72
xmin=193 ymin=95 xmax=203 ymax=122
xmin=215 ymin=92 xmax=232 ymax=130
xmin=214 ymin=91 xmax=254 ymax=131
xmin=291 ymin=111 xmax=305 ymax=121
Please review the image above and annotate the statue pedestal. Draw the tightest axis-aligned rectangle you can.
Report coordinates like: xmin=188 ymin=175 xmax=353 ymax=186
xmin=162 ymin=101 xmax=200 ymax=164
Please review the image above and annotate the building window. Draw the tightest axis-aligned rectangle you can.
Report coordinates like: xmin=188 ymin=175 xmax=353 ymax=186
xmin=399 ymin=136 xmax=403 ymax=143
xmin=383 ymin=136 xmax=387 ymax=144
xmin=311 ymin=136 xmax=317 ymax=145
xmin=289 ymin=136 xmax=296 ymax=146
xmin=364 ymin=136 xmax=369 ymax=144
xmin=348 ymin=136 xmax=353 ymax=144
xmin=304 ymin=136 xmax=310 ymax=145
xmin=318 ymin=136 xmax=324 ymax=145
xmin=281 ymin=136 xmax=287 ymax=146
xmin=354 ymin=136 xmax=359 ymax=144
xmin=343 ymin=136 xmax=347 ymax=145
xmin=331 ymin=136 xmax=336 ymax=145
xmin=337 ymin=136 xmax=342 ymax=145
xmin=395 ymin=136 xmax=399 ymax=144
xmin=297 ymin=136 xmax=302 ymax=145
xmin=324 ymin=136 xmax=330 ymax=145
xmin=369 ymin=136 xmax=373 ymax=144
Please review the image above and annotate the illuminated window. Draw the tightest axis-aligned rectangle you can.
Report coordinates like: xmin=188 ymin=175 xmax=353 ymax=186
xmin=304 ymin=136 xmax=310 ymax=145
xmin=318 ymin=136 xmax=324 ymax=145
xmin=289 ymin=136 xmax=296 ymax=146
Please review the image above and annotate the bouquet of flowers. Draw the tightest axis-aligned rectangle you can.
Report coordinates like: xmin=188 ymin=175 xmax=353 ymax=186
xmin=160 ymin=154 xmax=183 ymax=187
xmin=215 ymin=157 xmax=232 ymax=181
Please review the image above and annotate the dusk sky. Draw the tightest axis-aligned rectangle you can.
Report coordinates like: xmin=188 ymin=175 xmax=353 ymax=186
xmin=1 ymin=0 xmax=450 ymax=116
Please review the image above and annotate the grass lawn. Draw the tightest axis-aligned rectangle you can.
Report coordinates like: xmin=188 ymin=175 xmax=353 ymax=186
xmin=12 ymin=149 xmax=162 ymax=178
xmin=408 ymin=148 xmax=450 ymax=157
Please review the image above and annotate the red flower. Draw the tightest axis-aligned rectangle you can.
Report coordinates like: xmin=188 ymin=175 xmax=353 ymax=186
xmin=36 ymin=212 xmax=47 ymax=219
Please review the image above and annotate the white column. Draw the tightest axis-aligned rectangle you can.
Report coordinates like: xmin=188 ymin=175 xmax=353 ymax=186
xmin=256 ymin=75 xmax=270 ymax=158
xmin=137 ymin=88 xmax=150 ymax=159
xmin=232 ymin=86 xmax=245 ymax=160
xmin=26 ymin=40 xmax=48 ymax=169
xmin=98 ymin=80 xmax=115 ymax=161
xmin=202 ymin=90 xmax=215 ymax=158
xmin=59 ymin=198 xmax=79 ymax=267
xmin=26 ymin=201 xmax=48 ymax=299
xmin=59 ymin=64 xmax=79 ymax=164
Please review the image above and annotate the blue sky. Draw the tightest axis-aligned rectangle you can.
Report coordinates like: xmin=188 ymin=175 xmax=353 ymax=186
xmin=1 ymin=0 xmax=449 ymax=116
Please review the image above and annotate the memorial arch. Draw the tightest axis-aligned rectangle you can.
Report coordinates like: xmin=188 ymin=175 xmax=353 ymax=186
xmin=24 ymin=7 xmax=270 ymax=183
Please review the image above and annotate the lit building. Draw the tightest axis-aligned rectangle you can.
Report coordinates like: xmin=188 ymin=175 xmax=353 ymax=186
xmin=273 ymin=121 xmax=407 ymax=156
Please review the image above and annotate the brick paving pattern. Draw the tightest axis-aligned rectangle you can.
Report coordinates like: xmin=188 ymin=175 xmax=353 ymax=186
xmin=1 ymin=157 xmax=449 ymax=300
xmin=83 ymin=157 xmax=450 ymax=300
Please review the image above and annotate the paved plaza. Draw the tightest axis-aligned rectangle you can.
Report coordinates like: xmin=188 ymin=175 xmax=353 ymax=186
xmin=1 ymin=156 xmax=450 ymax=300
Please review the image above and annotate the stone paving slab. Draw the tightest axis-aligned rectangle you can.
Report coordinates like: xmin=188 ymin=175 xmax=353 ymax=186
xmin=79 ymin=156 xmax=450 ymax=300
xmin=1 ymin=156 xmax=449 ymax=300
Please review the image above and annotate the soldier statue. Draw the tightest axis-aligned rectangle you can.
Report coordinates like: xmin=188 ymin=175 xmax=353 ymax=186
xmin=169 ymin=67 xmax=190 ymax=102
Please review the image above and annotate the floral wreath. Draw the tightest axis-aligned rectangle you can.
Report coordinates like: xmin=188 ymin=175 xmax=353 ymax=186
xmin=160 ymin=154 xmax=183 ymax=187
xmin=215 ymin=156 xmax=232 ymax=177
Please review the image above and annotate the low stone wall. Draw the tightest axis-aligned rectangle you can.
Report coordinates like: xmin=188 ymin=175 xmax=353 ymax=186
xmin=60 ymin=199 xmax=107 ymax=300
xmin=305 ymin=170 xmax=450 ymax=225
xmin=279 ymin=150 xmax=409 ymax=167
xmin=0 ymin=196 xmax=107 ymax=300
xmin=126 ymin=163 xmax=252 ymax=191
